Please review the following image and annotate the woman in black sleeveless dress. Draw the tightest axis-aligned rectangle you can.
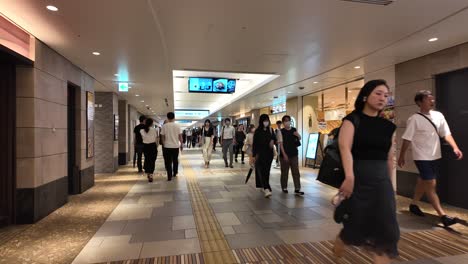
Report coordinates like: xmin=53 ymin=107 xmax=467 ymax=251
xmin=334 ymin=80 xmax=399 ymax=264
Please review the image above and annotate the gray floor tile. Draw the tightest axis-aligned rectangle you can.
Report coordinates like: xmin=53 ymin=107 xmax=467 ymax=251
xmin=215 ymin=212 xmax=242 ymax=226
xmin=172 ymin=215 xmax=196 ymax=230
xmin=130 ymin=229 xmax=186 ymax=243
xmin=225 ymin=232 xmax=284 ymax=249
xmin=234 ymin=211 xmax=257 ymax=224
xmin=120 ymin=218 xmax=173 ymax=235
xmin=222 ymin=226 xmax=236 ymax=235
xmin=94 ymin=221 xmax=127 ymax=237
xmin=286 ymin=208 xmax=324 ymax=221
xmin=257 ymin=213 xmax=284 ymax=223
xmin=140 ymin=238 xmax=201 ymax=258
xmin=232 ymin=223 xmax=265 ymax=234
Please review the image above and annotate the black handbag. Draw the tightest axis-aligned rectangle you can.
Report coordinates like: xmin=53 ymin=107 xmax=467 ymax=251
xmin=316 ymin=113 xmax=360 ymax=188
xmin=292 ymin=128 xmax=301 ymax=147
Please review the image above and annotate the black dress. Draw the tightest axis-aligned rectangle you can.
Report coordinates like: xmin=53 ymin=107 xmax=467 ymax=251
xmin=340 ymin=112 xmax=400 ymax=258
xmin=252 ymin=127 xmax=276 ymax=190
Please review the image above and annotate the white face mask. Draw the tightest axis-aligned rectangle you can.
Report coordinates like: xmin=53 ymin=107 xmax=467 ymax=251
xmin=284 ymin=121 xmax=291 ymax=127
xmin=263 ymin=121 xmax=269 ymax=127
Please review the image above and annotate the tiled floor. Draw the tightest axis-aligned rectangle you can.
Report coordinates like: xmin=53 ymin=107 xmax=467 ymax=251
xmin=2 ymin=148 xmax=467 ymax=264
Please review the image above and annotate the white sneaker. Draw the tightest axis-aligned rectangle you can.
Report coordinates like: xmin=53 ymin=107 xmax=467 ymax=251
xmin=264 ymin=189 xmax=272 ymax=198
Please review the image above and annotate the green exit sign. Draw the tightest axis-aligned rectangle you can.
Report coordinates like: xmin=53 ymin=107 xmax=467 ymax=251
xmin=118 ymin=82 xmax=129 ymax=92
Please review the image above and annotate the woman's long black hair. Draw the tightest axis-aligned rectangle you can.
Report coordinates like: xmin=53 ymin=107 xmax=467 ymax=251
xmin=258 ymin=114 xmax=270 ymax=128
xmin=354 ymin=79 xmax=389 ymax=112
xmin=144 ymin=118 xmax=154 ymax=133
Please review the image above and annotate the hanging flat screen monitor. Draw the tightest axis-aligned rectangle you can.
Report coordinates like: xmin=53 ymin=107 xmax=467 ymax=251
xmin=188 ymin=77 xmax=236 ymax=94
xmin=188 ymin=77 xmax=213 ymax=92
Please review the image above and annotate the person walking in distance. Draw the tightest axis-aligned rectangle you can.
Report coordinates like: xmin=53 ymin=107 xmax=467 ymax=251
xmin=140 ymin=118 xmax=158 ymax=182
xmin=251 ymin=114 xmax=276 ymax=198
xmin=334 ymin=80 xmax=399 ymax=264
xmin=133 ymin=115 xmax=146 ymax=173
xmin=200 ymin=119 xmax=215 ymax=168
xmin=398 ymin=90 xmax=463 ymax=227
xmin=278 ymin=115 xmax=304 ymax=196
xmin=274 ymin=120 xmax=282 ymax=169
xmin=212 ymin=126 xmax=218 ymax=151
xmin=186 ymin=129 xmax=192 ymax=148
xmin=221 ymin=118 xmax=236 ymax=168
xmin=235 ymin=124 xmax=246 ymax=164
xmin=161 ymin=112 xmax=183 ymax=181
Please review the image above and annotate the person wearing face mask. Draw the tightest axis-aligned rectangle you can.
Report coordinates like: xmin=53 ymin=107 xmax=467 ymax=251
xmin=333 ymin=80 xmax=399 ymax=264
xmin=221 ymin=118 xmax=236 ymax=168
xmin=251 ymin=114 xmax=277 ymax=198
xmin=277 ymin=115 xmax=304 ymax=196
xmin=200 ymin=119 xmax=215 ymax=168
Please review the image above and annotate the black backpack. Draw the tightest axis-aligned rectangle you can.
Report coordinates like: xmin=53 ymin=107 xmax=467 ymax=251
xmin=316 ymin=113 xmax=360 ymax=188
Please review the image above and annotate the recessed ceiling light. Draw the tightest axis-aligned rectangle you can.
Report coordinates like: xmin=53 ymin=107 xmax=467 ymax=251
xmin=128 ymin=86 xmax=132 ymax=89
xmin=145 ymin=105 xmax=149 ymax=107
xmin=428 ymin=37 xmax=438 ymax=42
xmin=92 ymin=52 xmax=100 ymax=56
xmin=135 ymin=94 xmax=140 ymax=97
xmin=46 ymin=5 xmax=58 ymax=11
xmin=287 ymin=91 xmax=292 ymax=94
xmin=114 ymin=74 xmax=119 ymax=76
xmin=141 ymin=100 xmax=144 ymax=103
xmin=313 ymin=81 xmax=319 ymax=84
xmin=354 ymin=66 xmax=361 ymax=69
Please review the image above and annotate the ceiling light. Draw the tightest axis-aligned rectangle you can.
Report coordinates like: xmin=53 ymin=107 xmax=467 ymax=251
xmin=114 ymin=74 xmax=119 ymax=76
xmin=92 ymin=52 xmax=100 ymax=56
xmin=428 ymin=37 xmax=438 ymax=42
xmin=141 ymin=100 xmax=144 ymax=103
xmin=145 ymin=105 xmax=149 ymax=107
xmin=313 ymin=81 xmax=319 ymax=84
xmin=46 ymin=5 xmax=58 ymax=11
xmin=287 ymin=91 xmax=292 ymax=94
xmin=128 ymin=86 xmax=132 ymax=89
xmin=354 ymin=66 xmax=361 ymax=69
xmin=135 ymin=94 xmax=140 ymax=97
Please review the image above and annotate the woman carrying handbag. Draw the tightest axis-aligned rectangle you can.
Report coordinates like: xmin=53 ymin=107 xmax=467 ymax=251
xmin=334 ymin=80 xmax=399 ymax=264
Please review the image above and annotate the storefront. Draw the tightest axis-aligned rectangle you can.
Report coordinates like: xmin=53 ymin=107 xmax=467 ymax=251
xmin=301 ymin=79 xmax=365 ymax=166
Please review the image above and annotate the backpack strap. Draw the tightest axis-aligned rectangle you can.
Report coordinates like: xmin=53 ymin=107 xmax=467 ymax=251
xmin=416 ymin=113 xmax=440 ymax=136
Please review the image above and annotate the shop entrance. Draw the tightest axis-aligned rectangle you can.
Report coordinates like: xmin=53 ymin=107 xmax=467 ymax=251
xmin=436 ymin=68 xmax=468 ymax=209
xmin=0 ymin=53 xmax=17 ymax=227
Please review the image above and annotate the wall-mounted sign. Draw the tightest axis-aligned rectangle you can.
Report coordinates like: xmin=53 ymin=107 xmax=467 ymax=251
xmin=86 ymin=92 xmax=95 ymax=158
xmin=174 ymin=110 xmax=209 ymax=119
xmin=118 ymin=82 xmax=129 ymax=92
xmin=271 ymin=103 xmax=286 ymax=114
xmin=306 ymin=133 xmax=320 ymax=160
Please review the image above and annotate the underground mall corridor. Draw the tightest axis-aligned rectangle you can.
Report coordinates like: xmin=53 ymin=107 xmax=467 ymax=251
xmin=0 ymin=149 xmax=467 ymax=264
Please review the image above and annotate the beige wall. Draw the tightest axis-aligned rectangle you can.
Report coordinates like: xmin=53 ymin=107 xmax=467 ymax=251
xmin=16 ymin=41 xmax=95 ymax=189
xmin=301 ymin=95 xmax=319 ymax=165
xmin=395 ymin=42 xmax=468 ymax=175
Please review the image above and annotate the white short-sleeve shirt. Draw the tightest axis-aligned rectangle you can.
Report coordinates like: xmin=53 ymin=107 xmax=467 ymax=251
xmin=140 ymin=127 xmax=158 ymax=144
xmin=161 ymin=122 xmax=182 ymax=148
xmin=401 ymin=110 xmax=451 ymax=161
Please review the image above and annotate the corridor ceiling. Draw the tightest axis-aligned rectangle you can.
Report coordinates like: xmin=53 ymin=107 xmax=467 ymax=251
xmin=2 ymin=0 xmax=468 ymax=120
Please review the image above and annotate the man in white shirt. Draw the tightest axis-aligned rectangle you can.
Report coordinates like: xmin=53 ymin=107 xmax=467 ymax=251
xmin=220 ymin=118 xmax=236 ymax=168
xmin=398 ymin=90 xmax=463 ymax=227
xmin=161 ymin=112 xmax=183 ymax=181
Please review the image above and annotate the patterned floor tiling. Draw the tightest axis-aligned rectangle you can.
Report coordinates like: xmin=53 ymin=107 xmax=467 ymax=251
xmin=92 ymin=229 xmax=468 ymax=264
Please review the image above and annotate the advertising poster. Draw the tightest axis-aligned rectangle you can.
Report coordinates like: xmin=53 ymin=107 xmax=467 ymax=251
xmin=86 ymin=92 xmax=94 ymax=158
xmin=381 ymin=95 xmax=395 ymax=122
xmin=306 ymin=133 xmax=320 ymax=159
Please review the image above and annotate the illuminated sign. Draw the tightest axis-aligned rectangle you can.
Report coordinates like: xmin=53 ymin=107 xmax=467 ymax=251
xmin=272 ymin=103 xmax=286 ymax=114
xmin=306 ymin=133 xmax=320 ymax=159
xmin=118 ymin=82 xmax=129 ymax=92
xmin=174 ymin=110 xmax=209 ymax=119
